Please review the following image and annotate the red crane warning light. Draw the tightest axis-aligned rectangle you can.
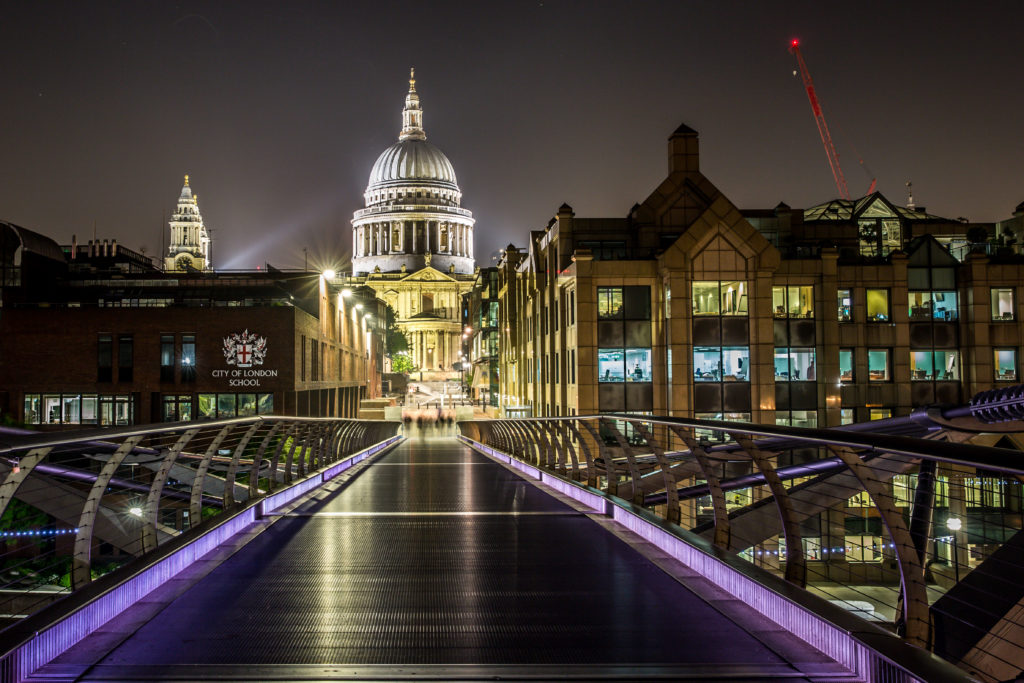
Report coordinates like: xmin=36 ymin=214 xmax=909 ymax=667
xmin=789 ymin=40 xmax=851 ymax=200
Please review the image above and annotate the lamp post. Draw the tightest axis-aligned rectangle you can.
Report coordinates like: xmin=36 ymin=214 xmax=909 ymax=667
xmin=946 ymin=516 xmax=962 ymax=584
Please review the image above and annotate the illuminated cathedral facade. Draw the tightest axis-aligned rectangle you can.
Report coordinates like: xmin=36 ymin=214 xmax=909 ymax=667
xmin=350 ymin=71 xmax=476 ymax=373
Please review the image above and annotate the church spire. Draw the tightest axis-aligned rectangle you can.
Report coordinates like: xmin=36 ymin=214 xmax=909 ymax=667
xmin=400 ymin=67 xmax=426 ymax=141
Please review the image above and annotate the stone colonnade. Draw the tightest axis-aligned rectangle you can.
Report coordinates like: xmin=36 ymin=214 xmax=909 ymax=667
xmin=355 ymin=220 xmax=473 ymax=258
xmin=409 ymin=328 xmax=461 ymax=370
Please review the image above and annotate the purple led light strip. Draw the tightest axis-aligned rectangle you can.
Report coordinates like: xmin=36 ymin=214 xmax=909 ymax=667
xmin=2 ymin=435 xmax=404 ymax=683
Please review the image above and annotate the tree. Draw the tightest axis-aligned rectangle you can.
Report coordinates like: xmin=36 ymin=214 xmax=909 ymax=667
xmin=391 ymin=352 xmax=415 ymax=374
xmin=384 ymin=304 xmax=409 ymax=355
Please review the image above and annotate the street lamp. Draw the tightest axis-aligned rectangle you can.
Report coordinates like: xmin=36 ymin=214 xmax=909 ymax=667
xmin=946 ymin=516 xmax=962 ymax=584
xmin=322 ymin=268 xmax=336 ymax=280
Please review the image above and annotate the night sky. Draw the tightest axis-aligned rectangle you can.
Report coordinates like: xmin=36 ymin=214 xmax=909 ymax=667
xmin=2 ymin=1 xmax=1022 ymax=271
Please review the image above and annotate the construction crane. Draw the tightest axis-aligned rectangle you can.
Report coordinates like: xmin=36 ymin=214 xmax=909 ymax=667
xmin=789 ymin=39 xmax=851 ymax=200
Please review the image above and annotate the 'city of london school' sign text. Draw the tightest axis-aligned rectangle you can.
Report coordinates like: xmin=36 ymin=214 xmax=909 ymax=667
xmin=213 ymin=330 xmax=278 ymax=387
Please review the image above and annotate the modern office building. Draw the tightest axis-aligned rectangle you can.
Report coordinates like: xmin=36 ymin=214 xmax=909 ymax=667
xmin=0 ymin=221 xmax=382 ymax=428
xmin=494 ymin=123 xmax=1024 ymax=427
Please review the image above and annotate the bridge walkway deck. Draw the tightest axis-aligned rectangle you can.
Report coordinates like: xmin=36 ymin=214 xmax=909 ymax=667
xmin=32 ymin=433 xmax=848 ymax=681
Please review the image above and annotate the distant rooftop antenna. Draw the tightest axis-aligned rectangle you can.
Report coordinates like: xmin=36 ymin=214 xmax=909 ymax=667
xmin=906 ymin=181 xmax=915 ymax=210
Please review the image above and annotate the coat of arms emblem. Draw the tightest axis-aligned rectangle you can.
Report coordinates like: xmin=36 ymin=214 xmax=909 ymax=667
xmin=222 ymin=330 xmax=268 ymax=368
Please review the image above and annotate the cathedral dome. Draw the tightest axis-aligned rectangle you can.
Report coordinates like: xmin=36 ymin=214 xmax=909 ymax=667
xmin=367 ymin=139 xmax=458 ymax=191
xmin=352 ymin=70 xmax=475 ymax=277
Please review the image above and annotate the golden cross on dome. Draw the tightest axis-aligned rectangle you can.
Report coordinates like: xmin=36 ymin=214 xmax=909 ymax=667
xmin=184 ymin=174 xmax=189 ymax=186
xmin=409 ymin=67 xmax=416 ymax=91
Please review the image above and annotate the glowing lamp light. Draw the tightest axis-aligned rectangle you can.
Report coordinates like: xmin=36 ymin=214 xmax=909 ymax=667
xmin=364 ymin=314 xmax=372 ymax=320
xmin=322 ymin=269 xmax=336 ymax=280
xmin=791 ymin=38 xmax=799 ymax=47
xmin=355 ymin=303 xmax=364 ymax=310
xmin=946 ymin=517 xmax=962 ymax=532
xmin=341 ymin=288 xmax=352 ymax=297
xmin=129 ymin=506 xmax=143 ymax=518
xmin=465 ymin=326 xmax=473 ymax=333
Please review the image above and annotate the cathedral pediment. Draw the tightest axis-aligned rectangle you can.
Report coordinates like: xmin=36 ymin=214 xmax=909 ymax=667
xmin=400 ymin=267 xmax=455 ymax=283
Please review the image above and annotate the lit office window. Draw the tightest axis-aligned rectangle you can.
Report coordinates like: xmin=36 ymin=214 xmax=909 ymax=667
xmin=991 ymin=287 xmax=1015 ymax=321
xmin=695 ymin=347 xmax=749 ymax=382
xmin=840 ymin=408 xmax=855 ymax=425
xmin=772 ymin=285 xmax=814 ymax=318
xmin=774 ymin=348 xmax=816 ymax=381
xmin=867 ymin=349 xmax=890 ymax=382
xmin=866 ymin=289 xmax=890 ymax=321
xmin=839 ymin=349 xmax=854 ymax=382
xmin=181 ymin=334 xmax=196 ymax=381
xmin=909 ymin=350 xmax=959 ymax=381
xmin=598 ymin=288 xmax=624 ymax=318
xmin=598 ymin=349 xmax=625 ymax=382
xmin=995 ymin=349 xmax=1017 ymax=381
xmin=908 ymin=291 xmax=957 ymax=321
xmin=693 ymin=281 xmax=748 ymax=316
xmin=838 ymin=289 xmax=852 ymax=322
xmin=869 ymin=408 xmax=892 ymax=420
xmin=692 ymin=282 xmax=720 ymax=315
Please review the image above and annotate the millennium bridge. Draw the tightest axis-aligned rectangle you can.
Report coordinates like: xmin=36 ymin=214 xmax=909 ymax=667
xmin=0 ymin=389 xmax=1023 ymax=681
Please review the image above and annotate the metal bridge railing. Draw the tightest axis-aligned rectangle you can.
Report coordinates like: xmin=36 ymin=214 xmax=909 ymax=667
xmin=0 ymin=417 xmax=400 ymax=627
xmin=461 ymin=400 xmax=1024 ymax=683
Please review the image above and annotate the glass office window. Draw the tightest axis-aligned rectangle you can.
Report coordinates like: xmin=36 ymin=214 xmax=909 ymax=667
xmin=238 ymin=393 xmax=258 ymax=417
xmin=258 ymin=393 xmax=275 ymax=415
xmin=160 ymin=334 xmax=175 ymax=382
xmin=81 ymin=396 xmax=98 ymax=424
xmin=775 ymin=348 xmax=815 ymax=381
xmin=838 ymin=289 xmax=852 ymax=322
xmin=217 ymin=393 xmax=237 ymax=418
xmin=839 ymin=349 xmax=854 ymax=382
xmin=995 ymin=349 xmax=1017 ymax=381
xmin=931 ymin=292 xmax=957 ymax=321
xmin=720 ymin=281 xmax=747 ymax=316
xmin=692 ymin=282 xmax=720 ymax=315
xmin=721 ymin=347 xmax=749 ymax=381
xmin=181 ymin=334 xmax=196 ymax=381
xmin=773 ymin=285 xmax=813 ymax=318
xmin=869 ymin=408 xmax=892 ymax=420
xmin=866 ymin=289 xmax=890 ymax=321
xmin=908 ymin=292 xmax=933 ymax=321
xmin=910 ymin=351 xmax=934 ymax=380
xmin=98 ymin=334 xmax=112 ymax=382
xmin=933 ymin=350 xmax=959 ymax=380
xmin=625 ymin=349 xmax=652 ymax=382
xmin=776 ymin=410 xmax=817 ymax=428
xmin=868 ymin=349 xmax=890 ymax=381
xmin=772 ymin=286 xmax=787 ymax=318
xmin=117 ymin=335 xmax=134 ymax=382
xmin=992 ymin=288 xmax=1015 ymax=320
xmin=598 ymin=287 xmax=624 ymax=319
xmin=694 ymin=347 xmax=721 ymax=381
xmin=198 ymin=394 xmax=216 ymax=419
xmin=598 ymin=349 xmax=625 ymax=382
xmin=840 ymin=408 xmax=855 ymax=425
xmin=61 ymin=395 xmax=81 ymax=424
